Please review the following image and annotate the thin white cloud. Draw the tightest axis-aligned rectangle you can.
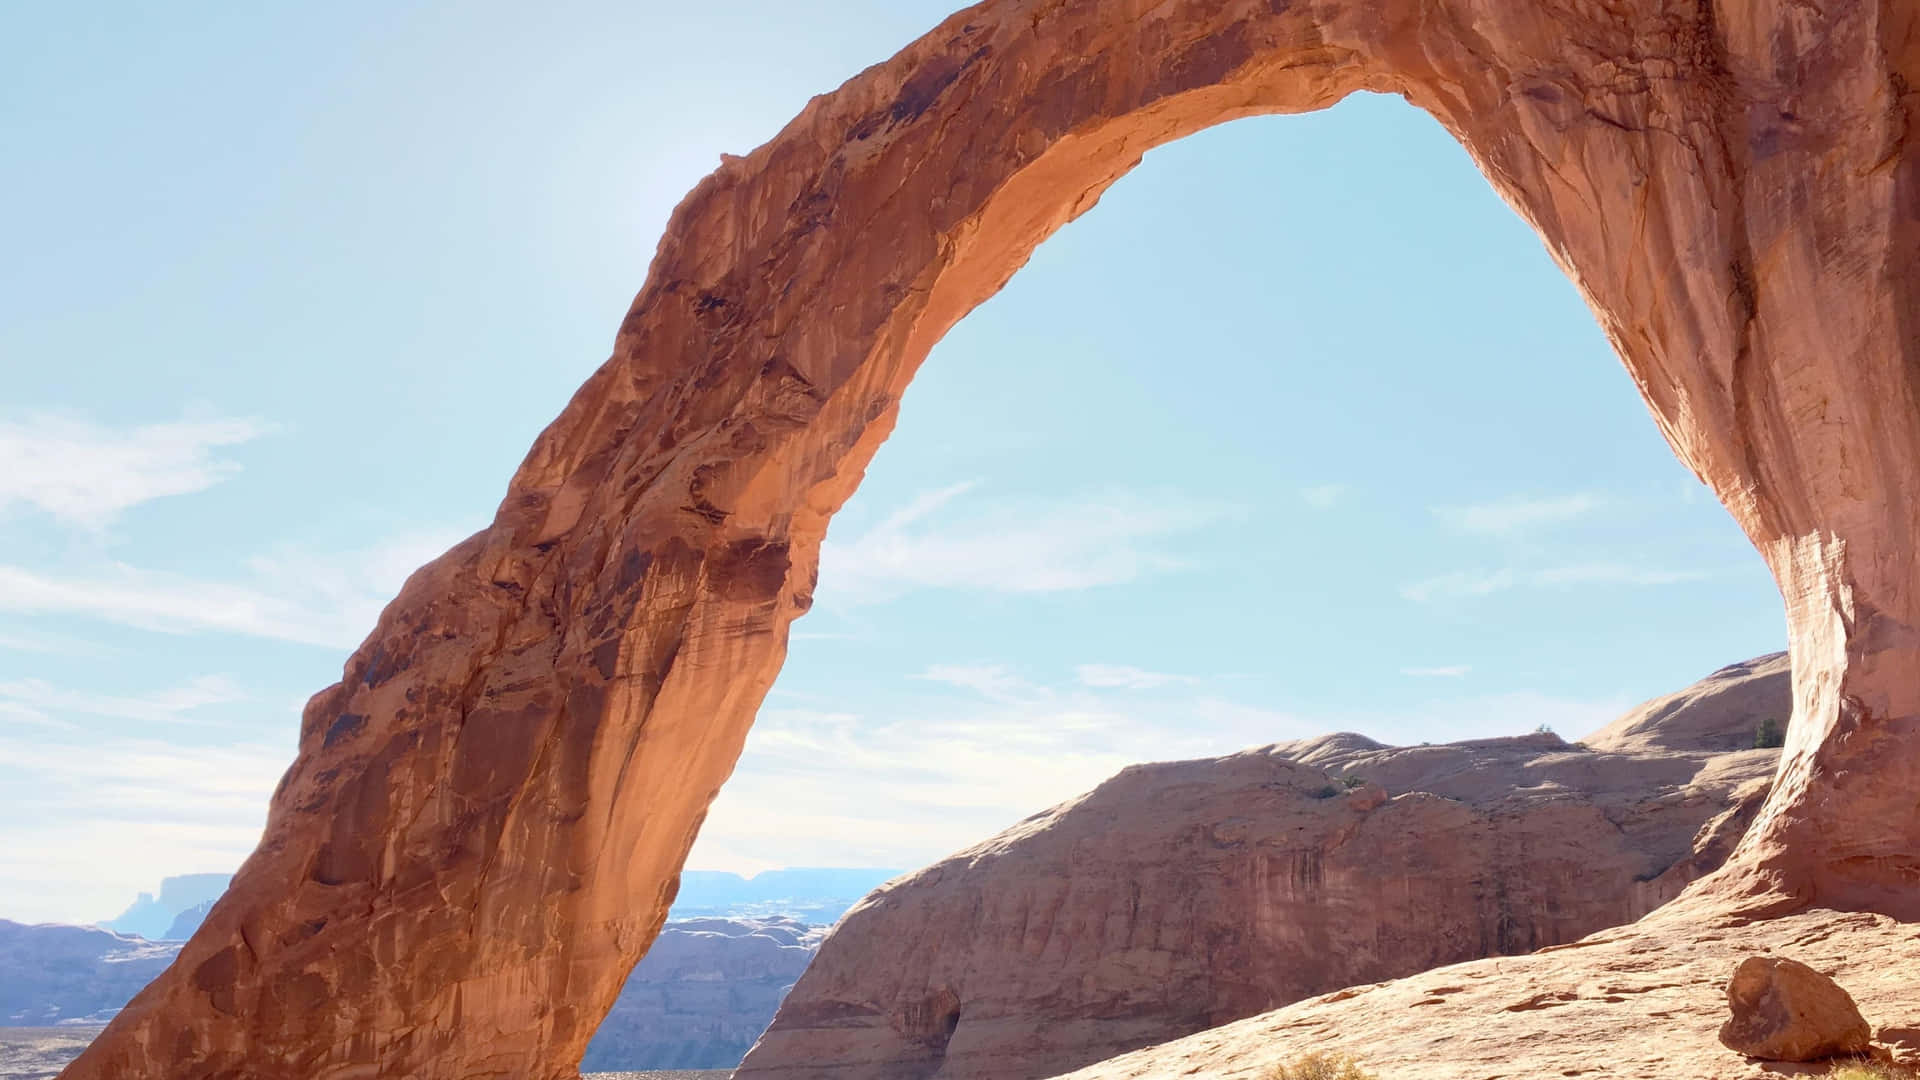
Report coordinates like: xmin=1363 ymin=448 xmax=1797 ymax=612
xmin=695 ymin=686 xmax=1324 ymax=875
xmin=0 ymin=730 xmax=291 ymax=924
xmin=1432 ymin=493 xmax=1602 ymax=536
xmin=817 ymin=484 xmax=1233 ymax=605
xmin=1074 ymin=664 xmax=1197 ymax=690
xmin=1401 ymin=563 xmax=1707 ymax=602
xmin=0 ymin=413 xmax=272 ymax=529
xmin=1300 ymin=484 xmax=1347 ymax=509
xmin=916 ymin=664 xmax=1033 ymax=702
xmin=0 ymin=530 xmax=470 ymax=650
xmin=685 ymin=661 xmax=1640 ymax=880
xmin=1402 ymin=665 xmax=1471 ymax=678
xmin=0 ymin=675 xmax=245 ymax=727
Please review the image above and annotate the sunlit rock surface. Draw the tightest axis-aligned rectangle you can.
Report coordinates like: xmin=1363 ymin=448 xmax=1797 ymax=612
xmin=736 ymin=657 xmax=1784 ymax=1080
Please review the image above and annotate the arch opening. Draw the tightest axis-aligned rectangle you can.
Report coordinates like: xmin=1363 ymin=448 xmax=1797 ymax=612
xmin=62 ymin=1 xmax=1920 ymax=1078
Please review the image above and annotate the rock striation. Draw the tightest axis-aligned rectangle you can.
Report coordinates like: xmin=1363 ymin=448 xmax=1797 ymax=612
xmin=60 ymin=0 xmax=1920 ymax=1075
xmin=735 ymin=658 xmax=1783 ymax=1080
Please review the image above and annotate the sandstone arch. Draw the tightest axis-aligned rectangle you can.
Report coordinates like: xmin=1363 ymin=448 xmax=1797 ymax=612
xmin=62 ymin=0 xmax=1920 ymax=1077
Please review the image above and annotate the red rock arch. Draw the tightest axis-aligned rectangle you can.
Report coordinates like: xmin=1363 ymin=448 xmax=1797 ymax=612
xmin=63 ymin=0 xmax=1920 ymax=1077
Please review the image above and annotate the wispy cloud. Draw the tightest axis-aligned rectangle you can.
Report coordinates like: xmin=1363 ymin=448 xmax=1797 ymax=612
xmin=693 ymin=683 xmax=1321 ymax=875
xmin=1400 ymin=563 xmax=1707 ymax=602
xmin=1432 ymin=493 xmax=1602 ymax=536
xmin=1300 ymin=484 xmax=1348 ymax=509
xmin=0 ymin=675 xmax=246 ymax=728
xmin=817 ymin=483 xmax=1233 ymax=605
xmin=1401 ymin=665 xmax=1471 ymax=678
xmin=0 ymin=530 xmax=469 ymax=650
xmin=0 ymin=412 xmax=272 ymax=529
xmin=916 ymin=663 xmax=1033 ymax=702
xmin=0 ymin=727 xmax=292 ymax=924
xmin=1074 ymin=664 xmax=1197 ymax=690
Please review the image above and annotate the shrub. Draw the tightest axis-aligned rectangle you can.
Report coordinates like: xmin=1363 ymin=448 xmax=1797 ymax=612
xmin=1311 ymin=784 xmax=1341 ymax=799
xmin=1267 ymin=1051 xmax=1379 ymax=1080
xmin=1754 ymin=716 xmax=1786 ymax=749
xmin=1341 ymin=774 xmax=1366 ymax=789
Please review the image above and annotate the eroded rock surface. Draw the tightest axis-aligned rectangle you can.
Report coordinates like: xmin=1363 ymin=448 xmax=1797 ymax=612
xmin=736 ymin=659 xmax=1783 ymax=1080
xmin=59 ymin=0 xmax=1920 ymax=1074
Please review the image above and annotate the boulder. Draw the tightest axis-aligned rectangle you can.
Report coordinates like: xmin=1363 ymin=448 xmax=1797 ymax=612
xmin=1718 ymin=956 xmax=1872 ymax=1062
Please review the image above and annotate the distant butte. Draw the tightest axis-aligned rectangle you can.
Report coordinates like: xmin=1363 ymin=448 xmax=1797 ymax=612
xmin=60 ymin=0 xmax=1920 ymax=1077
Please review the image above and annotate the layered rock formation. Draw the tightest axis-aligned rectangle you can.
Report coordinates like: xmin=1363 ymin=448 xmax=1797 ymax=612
xmin=580 ymin=917 xmax=820 ymax=1071
xmin=61 ymin=0 xmax=1920 ymax=1075
xmin=0 ymin=923 xmax=180 ymax=1027
xmin=736 ymin=657 xmax=1783 ymax=1080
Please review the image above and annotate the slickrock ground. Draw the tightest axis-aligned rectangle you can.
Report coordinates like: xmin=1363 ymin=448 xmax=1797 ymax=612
xmin=737 ymin=657 xmax=1787 ymax=1080
xmin=1052 ymin=906 xmax=1920 ymax=1080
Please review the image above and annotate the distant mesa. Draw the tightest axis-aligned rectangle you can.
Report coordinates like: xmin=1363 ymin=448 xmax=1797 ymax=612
xmin=97 ymin=874 xmax=230 ymax=942
xmin=668 ymin=869 xmax=902 ymax=924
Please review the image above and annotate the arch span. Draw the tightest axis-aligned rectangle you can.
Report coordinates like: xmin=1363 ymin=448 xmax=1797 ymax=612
xmin=64 ymin=0 xmax=1920 ymax=1077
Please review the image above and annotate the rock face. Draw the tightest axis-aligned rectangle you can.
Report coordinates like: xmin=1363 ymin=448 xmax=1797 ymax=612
xmin=0 ymin=922 xmax=181 ymax=1027
xmin=736 ymin=659 xmax=1782 ymax=1080
xmin=60 ymin=0 xmax=1920 ymax=1076
xmin=1718 ymin=956 xmax=1872 ymax=1062
xmin=579 ymin=917 xmax=821 ymax=1071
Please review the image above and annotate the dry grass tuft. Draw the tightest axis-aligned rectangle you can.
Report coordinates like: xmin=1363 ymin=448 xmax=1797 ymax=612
xmin=1266 ymin=1051 xmax=1380 ymax=1080
xmin=1827 ymin=1061 xmax=1920 ymax=1079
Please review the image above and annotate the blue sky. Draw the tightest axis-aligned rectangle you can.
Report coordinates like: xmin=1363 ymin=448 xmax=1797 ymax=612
xmin=0 ymin=1 xmax=1784 ymax=925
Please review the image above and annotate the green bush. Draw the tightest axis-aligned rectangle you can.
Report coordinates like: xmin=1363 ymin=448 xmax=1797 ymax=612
xmin=1267 ymin=1051 xmax=1379 ymax=1080
xmin=1754 ymin=716 xmax=1786 ymax=749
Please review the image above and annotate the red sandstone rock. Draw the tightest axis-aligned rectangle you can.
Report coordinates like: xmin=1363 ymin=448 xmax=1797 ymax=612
xmin=1051 ymin=908 xmax=1919 ymax=1080
xmin=1717 ymin=955 xmax=1872 ymax=1062
xmin=57 ymin=0 xmax=1920 ymax=1075
xmin=734 ymin=659 xmax=1781 ymax=1080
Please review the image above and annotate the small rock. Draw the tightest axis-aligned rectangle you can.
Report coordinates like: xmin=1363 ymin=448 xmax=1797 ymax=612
xmin=1718 ymin=955 xmax=1871 ymax=1061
